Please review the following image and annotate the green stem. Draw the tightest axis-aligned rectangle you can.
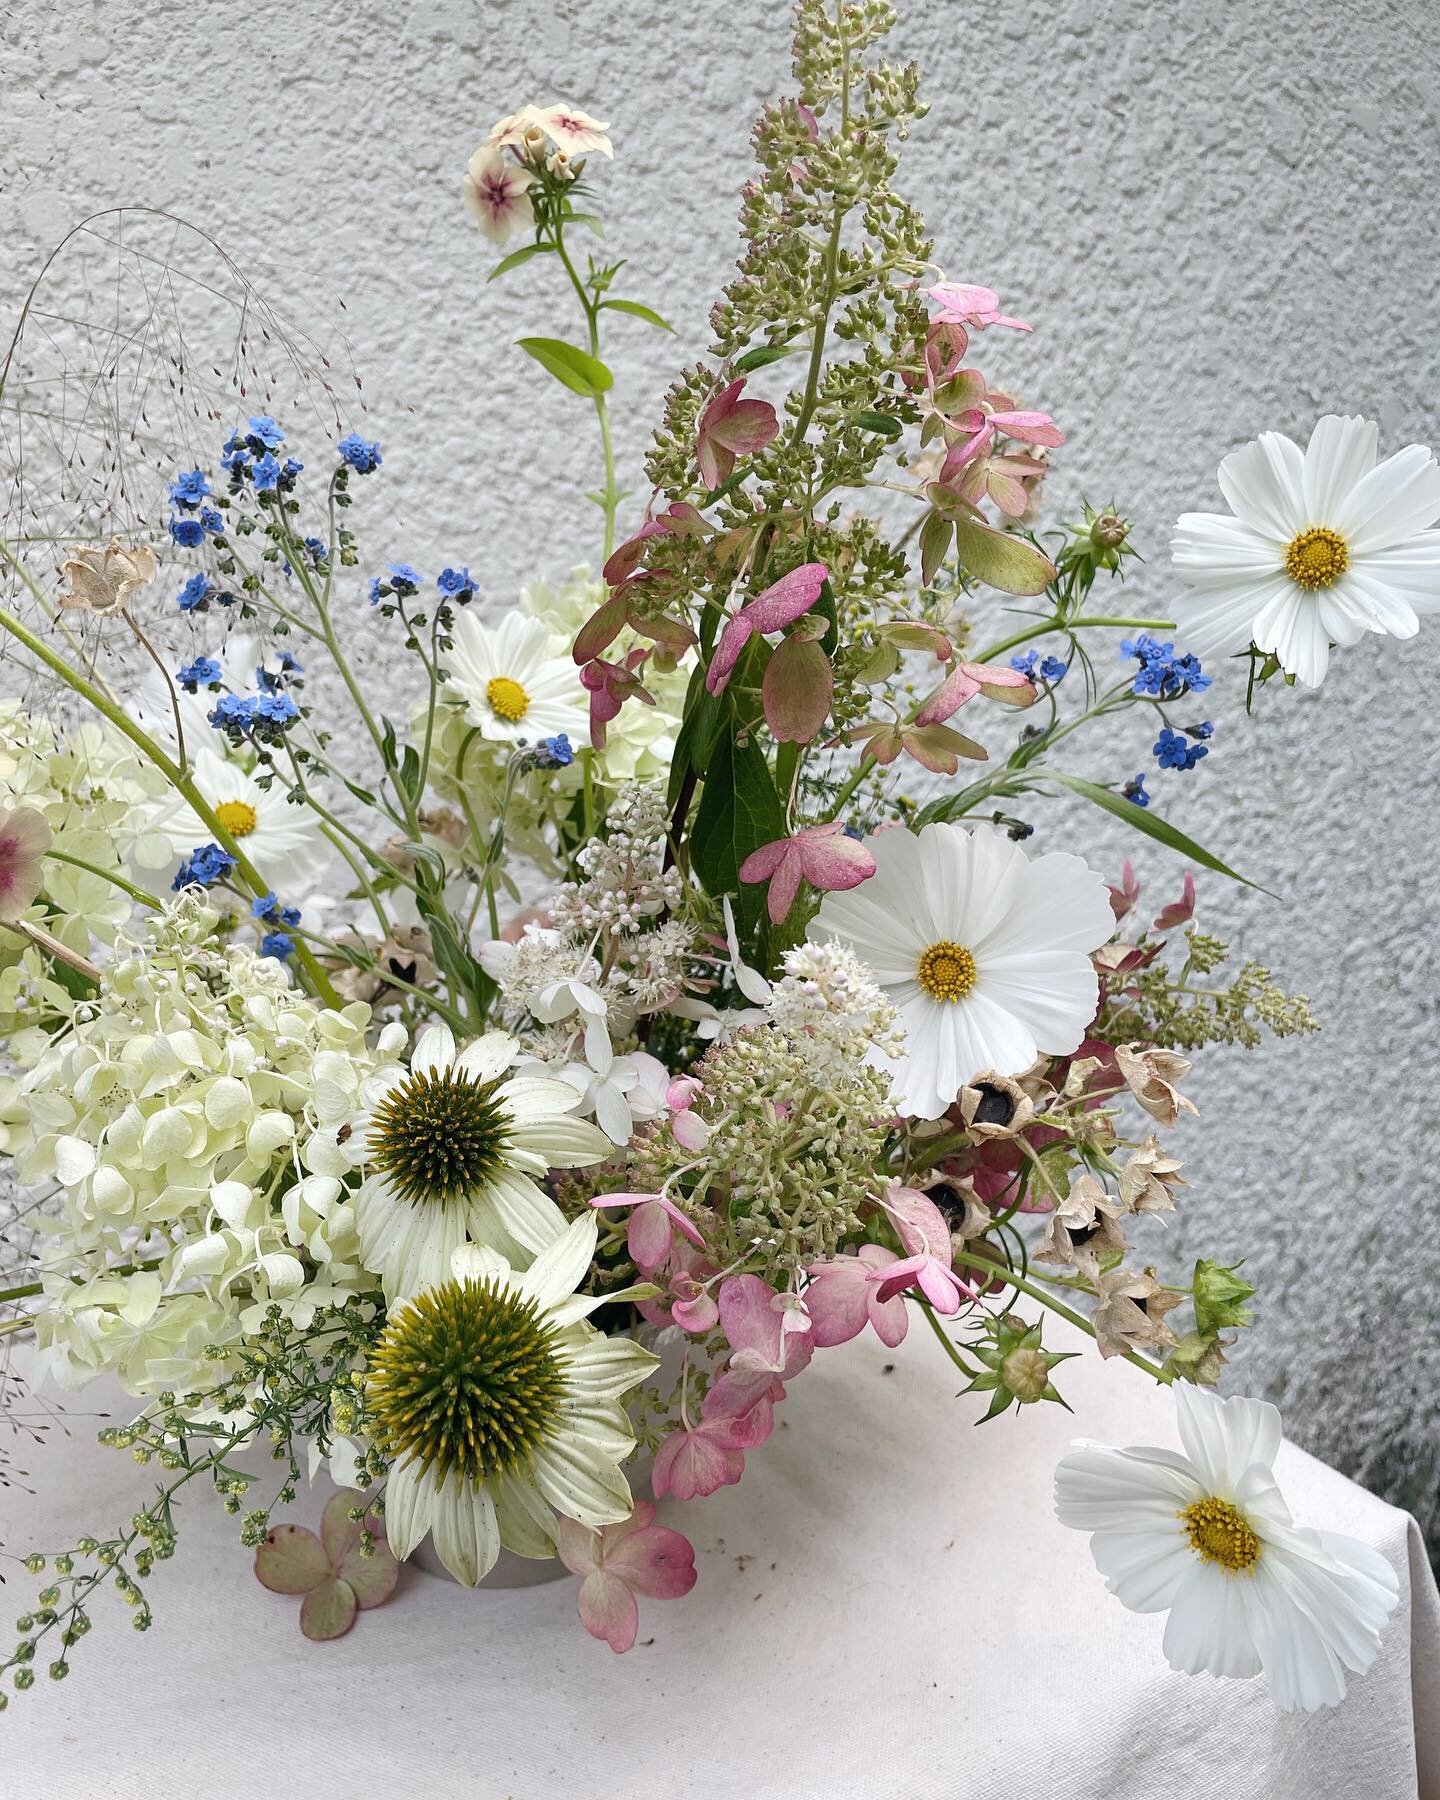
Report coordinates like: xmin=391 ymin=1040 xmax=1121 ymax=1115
xmin=956 ymin=1250 xmax=1174 ymax=1386
xmin=974 ymin=616 xmax=1177 ymax=665
xmin=918 ymin=1296 xmax=982 ymax=1378
xmin=46 ymin=849 xmax=161 ymax=910
xmin=551 ymin=220 xmax=619 ymax=560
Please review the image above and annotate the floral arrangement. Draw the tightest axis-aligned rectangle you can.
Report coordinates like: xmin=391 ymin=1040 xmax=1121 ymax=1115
xmin=0 ymin=0 xmax=1432 ymax=1716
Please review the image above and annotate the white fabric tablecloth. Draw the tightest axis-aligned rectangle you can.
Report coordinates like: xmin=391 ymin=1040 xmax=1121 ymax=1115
xmin=5 ymin=1320 xmax=1438 ymax=1799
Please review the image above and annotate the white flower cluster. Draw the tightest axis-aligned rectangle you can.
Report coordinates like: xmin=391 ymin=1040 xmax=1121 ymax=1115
xmin=0 ymin=902 xmax=404 ymax=1395
xmin=550 ymin=784 xmax=682 ymax=937
xmin=764 ymin=939 xmax=906 ymax=1078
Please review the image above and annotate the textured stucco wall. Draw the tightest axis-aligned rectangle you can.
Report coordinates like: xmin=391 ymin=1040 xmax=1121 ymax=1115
xmin=3 ymin=0 xmax=1438 ymax=1537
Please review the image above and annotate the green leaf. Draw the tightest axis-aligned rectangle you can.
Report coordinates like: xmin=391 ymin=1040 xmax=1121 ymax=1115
xmin=951 ymin=517 xmax=1056 ymax=596
xmin=601 ymin=298 xmax=675 ymax=332
xmin=734 ymin=343 xmax=799 ymax=373
xmin=689 ymin=727 xmax=786 ymax=943
xmin=850 ymin=408 xmax=903 ymax=440
xmin=487 ymin=243 xmax=552 ymax=282
xmin=564 ymin=211 xmax=605 ymax=236
xmin=1192 ymin=1259 xmax=1256 ymax=1336
xmin=1045 ymin=773 xmax=1273 ymax=892
xmin=515 ymin=336 xmax=614 ymax=398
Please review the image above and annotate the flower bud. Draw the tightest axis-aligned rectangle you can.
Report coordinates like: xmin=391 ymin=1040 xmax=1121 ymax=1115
xmin=1000 ymin=1345 xmax=1051 ymax=1403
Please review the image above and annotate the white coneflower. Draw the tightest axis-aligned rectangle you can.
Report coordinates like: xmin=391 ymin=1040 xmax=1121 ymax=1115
xmin=1172 ymin=413 xmax=1440 ymax=686
xmin=354 ymin=1023 xmax=611 ymax=1298
xmin=1055 ymin=1382 xmax=1400 ymax=1711
xmin=811 ymin=822 xmax=1113 ymax=1119
xmin=368 ymin=1214 xmax=656 ymax=1585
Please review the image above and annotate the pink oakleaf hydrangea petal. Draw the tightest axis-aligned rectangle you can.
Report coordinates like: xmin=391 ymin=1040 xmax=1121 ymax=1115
xmin=254 ymin=1523 xmax=331 ymax=1596
xmin=300 ymin=1574 xmax=360 ymax=1641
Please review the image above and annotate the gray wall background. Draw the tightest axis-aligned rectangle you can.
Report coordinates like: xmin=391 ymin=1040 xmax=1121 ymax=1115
xmin=3 ymin=0 xmax=1437 ymax=1536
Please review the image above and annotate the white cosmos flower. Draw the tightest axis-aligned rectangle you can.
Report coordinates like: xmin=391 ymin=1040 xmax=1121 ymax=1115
xmin=1055 ymin=1382 xmax=1400 ymax=1712
xmin=133 ymin=746 xmax=327 ymax=887
xmin=354 ymin=1022 xmax=612 ymax=1299
xmin=811 ymin=822 xmax=1114 ymax=1119
xmin=1172 ymin=414 xmax=1440 ymax=687
xmin=371 ymin=1212 xmax=657 ymax=1585
xmin=445 ymin=610 xmax=588 ymax=747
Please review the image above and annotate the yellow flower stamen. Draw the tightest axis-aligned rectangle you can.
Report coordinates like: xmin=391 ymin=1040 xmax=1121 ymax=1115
xmin=1285 ymin=526 xmax=1348 ymax=591
xmin=486 ymin=676 xmax=530 ymax=722
xmin=214 ymin=800 xmax=258 ymax=837
xmin=917 ymin=939 xmax=977 ymax=1002
xmin=1180 ymin=1496 xmax=1261 ymax=1573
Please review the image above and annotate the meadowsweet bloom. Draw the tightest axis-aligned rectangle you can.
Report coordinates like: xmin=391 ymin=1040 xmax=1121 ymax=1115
xmin=1172 ymin=414 xmax=1440 ymax=686
xmin=57 ymin=543 xmax=159 ymax=617
xmin=812 ymin=822 xmax=1115 ymax=1118
xmin=695 ymin=378 xmax=780 ymax=492
xmin=1055 ymin=1382 xmax=1400 ymax=1711
xmin=353 ymin=1022 xmax=612 ymax=1298
xmin=446 ymin=610 xmax=588 ymax=746
xmin=462 ymin=147 xmax=535 ymax=244
xmin=0 ymin=805 xmax=51 ymax=921
xmin=369 ymin=1215 xmax=657 ymax=1585
xmin=556 ymin=1502 xmax=696 ymax=1654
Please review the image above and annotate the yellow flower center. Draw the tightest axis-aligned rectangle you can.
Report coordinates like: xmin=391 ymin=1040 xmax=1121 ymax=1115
xmin=917 ymin=940 xmax=977 ymax=1002
xmin=486 ymin=676 xmax=530 ymax=722
xmin=1180 ymin=1496 xmax=1261 ymax=1573
xmin=1284 ymin=526 xmax=1348 ymax=591
xmin=214 ymin=800 xmax=258 ymax=837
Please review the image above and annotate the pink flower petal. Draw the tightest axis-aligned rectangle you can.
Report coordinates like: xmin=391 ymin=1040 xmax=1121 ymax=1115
xmin=651 ymin=1421 xmax=745 ymax=1500
xmin=577 ymin=1568 xmax=640 ymax=1653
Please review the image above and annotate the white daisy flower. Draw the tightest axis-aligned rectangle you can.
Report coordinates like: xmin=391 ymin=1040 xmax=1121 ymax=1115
xmin=811 ymin=822 xmax=1114 ymax=1120
xmin=1172 ymin=414 xmax=1440 ymax=687
xmin=133 ymin=745 xmax=327 ymax=886
xmin=445 ymin=610 xmax=588 ymax=747
xmin=369 ymin=1212 xmax=657 ymax=1585
xmin=354 ymin=1022 xmax=612 ymax=1299
xmin=1055 ymin=1381 xmax=1400 ymax=1712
